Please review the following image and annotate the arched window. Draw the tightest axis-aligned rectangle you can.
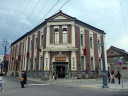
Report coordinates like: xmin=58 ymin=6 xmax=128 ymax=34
xmin=63 ymin=28 xmax=67 ymax=44
xmin=54 ymin=28 xmax=59 ymax=44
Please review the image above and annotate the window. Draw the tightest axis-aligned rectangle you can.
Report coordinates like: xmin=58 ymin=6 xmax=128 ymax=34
xmin=81 ymin=34 xmax=83 ymax=46
xmin=99 ymin=59 xmax=101 ymax=68
xmin=98 ymin=40 xmax=100 ymax=50
xmin=34 ymin=58 xmax=36 ymax=70
xmin=31 ymin=40 xmax=32 ymax=50
xmin=54 ymin=28 xmax=59 ymax=44
xmin=63 ymin=28 xmax=67 ymax=43
xmin=41 ymin=35 xmax=43 ymax=47
xmin=29 ymin=59 xmax=31 ymax=71
xmin=35 ymin=38 xmax=37 ymax=49
xmin=40 ymin=57 xmax=43 ymax=71
xmin=91 ymin=58 xmax=93 ymax=71
xmin=90 ymin=37 xmax=92 ymax=48
xmin=81 ymin=57 xmax=84 ymax=71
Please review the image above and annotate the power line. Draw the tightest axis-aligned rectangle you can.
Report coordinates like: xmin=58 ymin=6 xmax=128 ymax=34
xmin=4 ymin=0 xmax=22 ymax=39
xmin=56 ymin=0 xmax=70 ymax=13
xmin=119 ymin=0 xmax=127 ymax=34
xmin=37 ymin=0 xmax=60 ymax=25
xmin=7 ymin=0 xmax=27 ymax=38
xmin=15 ymin=0 xmax=43 ymax=38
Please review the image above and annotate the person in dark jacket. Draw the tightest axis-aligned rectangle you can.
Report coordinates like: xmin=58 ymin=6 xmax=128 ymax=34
xmin=24 ymin=71 xmax=27 ymax=86
xmin=21 ymin=71 xmax=25 ymax=88
xmin=60 ymin=68 xmax=63 ymax=78
xmin=116 ymin=71 xmax=121 ymax=84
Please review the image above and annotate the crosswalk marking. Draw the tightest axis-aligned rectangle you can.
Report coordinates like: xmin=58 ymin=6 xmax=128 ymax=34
xmin=28 ymin=83 xmax=50 ymax=86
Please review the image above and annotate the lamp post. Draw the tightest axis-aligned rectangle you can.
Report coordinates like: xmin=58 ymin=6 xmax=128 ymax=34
xmin=101 ymin=42 xmax=108 ymax=88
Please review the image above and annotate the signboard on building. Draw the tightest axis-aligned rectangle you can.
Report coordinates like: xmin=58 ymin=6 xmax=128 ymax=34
xmin=55 ymin=57 xmax=66 ymax=61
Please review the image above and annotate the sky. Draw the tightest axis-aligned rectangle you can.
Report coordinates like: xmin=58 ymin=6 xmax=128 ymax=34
xmin=0 ymin=0 xmax=128 ymax=55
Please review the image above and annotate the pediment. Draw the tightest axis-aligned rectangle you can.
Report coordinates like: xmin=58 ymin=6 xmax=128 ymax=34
xmin=54 ymin=16 xmax=68 ymax=20
xmin=45 ymin=10 xmax=76 ymax=21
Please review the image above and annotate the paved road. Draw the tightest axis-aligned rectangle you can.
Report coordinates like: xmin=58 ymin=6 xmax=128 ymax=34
xmin=0 ymin=76 xmax=128 ymax=96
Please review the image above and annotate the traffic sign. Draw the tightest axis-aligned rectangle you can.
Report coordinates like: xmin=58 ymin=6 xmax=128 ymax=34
xmin=118 ymin=58 xmax=122 ymax=66
xmin=118 ymin=62 xmax=122 ymax=66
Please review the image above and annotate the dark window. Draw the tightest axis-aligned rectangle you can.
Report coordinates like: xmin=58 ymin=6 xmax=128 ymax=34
xmin=41 ymin=35 xmax=43 ymax=47
xmin=81 ymin=34 xmax=83 ymax=46
xmin=90 ymin=37 xmax=92 ymax=48
xmin=81 ymin=56 xmax=84 ymax=71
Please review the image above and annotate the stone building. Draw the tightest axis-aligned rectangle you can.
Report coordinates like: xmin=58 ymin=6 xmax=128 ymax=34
xmin=107 ymin=46 xmax=128 ymax=78
xmin=8 ymin=11 xmax=107 ymax=79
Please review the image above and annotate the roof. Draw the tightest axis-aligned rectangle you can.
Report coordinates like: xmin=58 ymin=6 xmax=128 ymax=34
xmin=11 ymin=10 xmax=105 ymax=46
xmin=108 ymin=46 xmax=128 ymax=55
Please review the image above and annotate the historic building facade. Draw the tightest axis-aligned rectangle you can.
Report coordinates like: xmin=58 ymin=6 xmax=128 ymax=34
xmin=8 ymin=11 xmax=107 ymax=79
xmin=107 ymin=46 xmax=128 ymax=78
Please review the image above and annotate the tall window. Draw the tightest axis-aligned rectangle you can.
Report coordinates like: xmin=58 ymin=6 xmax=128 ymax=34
xmin=91 ymin=57 xmax=93 ymax=71
xmin=41 ymin=35 xmax=43 ymax=47
xmin=34 ymin=58 xmax=36 ymax=70
xmin=35 ymin=38 xmax=37 ymax=49
xmin=54 ymin=28 xmax=59 ymax=44
xmin=81 ymin=56 xmax=84 ymax=71
xmin=81 ymin=34 xmax=83 ymax=46
xmin=99 ymin=59 xmax=101 ymax=68
xmin=98 ymin=40 xmax=100 ymax=50
xmin=29 ymin=59 xmax=31 ymax=71
xmin=90 ymin=37 xmax=92 ymax=48
xmin=31 ymin=40 xmax=32 ymax=50
xmin=63 ymin=28 xmax=67 ymax=44
xmin=40 ymin=57 xmax=43 ymax=71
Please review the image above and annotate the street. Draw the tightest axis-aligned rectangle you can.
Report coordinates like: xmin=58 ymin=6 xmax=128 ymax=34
xmin=0 ymin=76 xmax=128 ymax=96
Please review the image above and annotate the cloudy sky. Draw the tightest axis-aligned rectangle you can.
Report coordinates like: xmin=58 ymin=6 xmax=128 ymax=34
xmin=0 ymin=0 xmax=128 ymax=55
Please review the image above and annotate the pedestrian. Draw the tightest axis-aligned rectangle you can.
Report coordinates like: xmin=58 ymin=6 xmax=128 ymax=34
xmin=53 ymin=69 xmax=55 ymax=80
xmin=24 ymin=71 xmax=27 ymax=86
xmin=60 ymin=68 xmax=63 ymax=78
xmin=116 ymin=71 xmax=121 ymax=84
xmin=20 ymin=71 xmax=25 ymax=88
xmin=0 ymin=75 xmax=4 ymax=91
xmin=108 ymin=72 xmax=111 ymax=83
xmin=111 ymin=74 xmax=115 ymax=84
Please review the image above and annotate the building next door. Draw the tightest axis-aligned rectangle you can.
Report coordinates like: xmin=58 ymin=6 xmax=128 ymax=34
xmin=53 ymin=62 xmax=68 ymax=78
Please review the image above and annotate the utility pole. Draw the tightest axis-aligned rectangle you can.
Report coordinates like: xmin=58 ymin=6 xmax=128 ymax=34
xmin=2 ymin=39 xmax=9 ymax=74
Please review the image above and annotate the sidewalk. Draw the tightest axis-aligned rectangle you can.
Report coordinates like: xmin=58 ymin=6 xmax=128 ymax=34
xmin=28 ymin=77 xmax=128 ymax=90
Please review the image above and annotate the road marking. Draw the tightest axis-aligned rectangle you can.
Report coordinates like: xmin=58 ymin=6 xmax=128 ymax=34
xmin=109 ymin=90 xmax=114 ymax=91
xmin=28 ymin=83 xmax=50 ymax=86
xmin=80 ymin=85 xmax=101 ymax=88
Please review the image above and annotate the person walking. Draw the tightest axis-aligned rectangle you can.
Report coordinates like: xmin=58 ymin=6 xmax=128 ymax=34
xmin=108 ymin=72 xmax=111 ymax=83
xmin=60 ymin=68 xmax=63 ymax=78
xmin=24 ymin=71 xmax=27 ymax=86
xmin=0 ymin=75 xmax=4 ymax=91
xmin=111 ymin=74 xmax=115 ymax=84
xmin=116 ymin=71 xmax=121 ymax=84
xmin=20 ymin=71 xmax=25 ymax=88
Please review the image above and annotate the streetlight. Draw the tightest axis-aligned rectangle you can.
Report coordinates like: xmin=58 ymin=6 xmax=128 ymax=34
xmin=101 ymin=42 xmax=108 ymax=88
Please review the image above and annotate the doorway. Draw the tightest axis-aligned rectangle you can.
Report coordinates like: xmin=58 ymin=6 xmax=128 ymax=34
xmin=53 ymin=62 xmax=68 ymax=78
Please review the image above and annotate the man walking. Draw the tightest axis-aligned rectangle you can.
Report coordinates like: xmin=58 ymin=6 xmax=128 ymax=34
xmin=116 ymin=71 xmax=121 ymax=84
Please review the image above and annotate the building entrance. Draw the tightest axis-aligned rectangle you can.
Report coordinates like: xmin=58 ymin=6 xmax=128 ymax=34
xmin=53 ymin=62 xmax=68 ymax=78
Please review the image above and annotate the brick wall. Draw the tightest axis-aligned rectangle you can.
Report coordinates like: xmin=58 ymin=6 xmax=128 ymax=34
xmin=75 ymin=26 xmax=81 ymax=71
xmin=26 ymin=37 xmax=30 ymax=71
xmin=85 ymin=29 xmax=90 ymax=70
xmin=31 ymin=34 xmax=35 ymax=70
xmin=50 ymin=25 xmax=54 ymax=44
xmin=59 ymin=25 xmax=62 ymax=43
xmin=93 ymin=33 xmax=99 ymax=70
xmin=36 ymin=31 xmax=40 ymax=71
xmin=68 ymin=25 xmax=72 ymax=43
